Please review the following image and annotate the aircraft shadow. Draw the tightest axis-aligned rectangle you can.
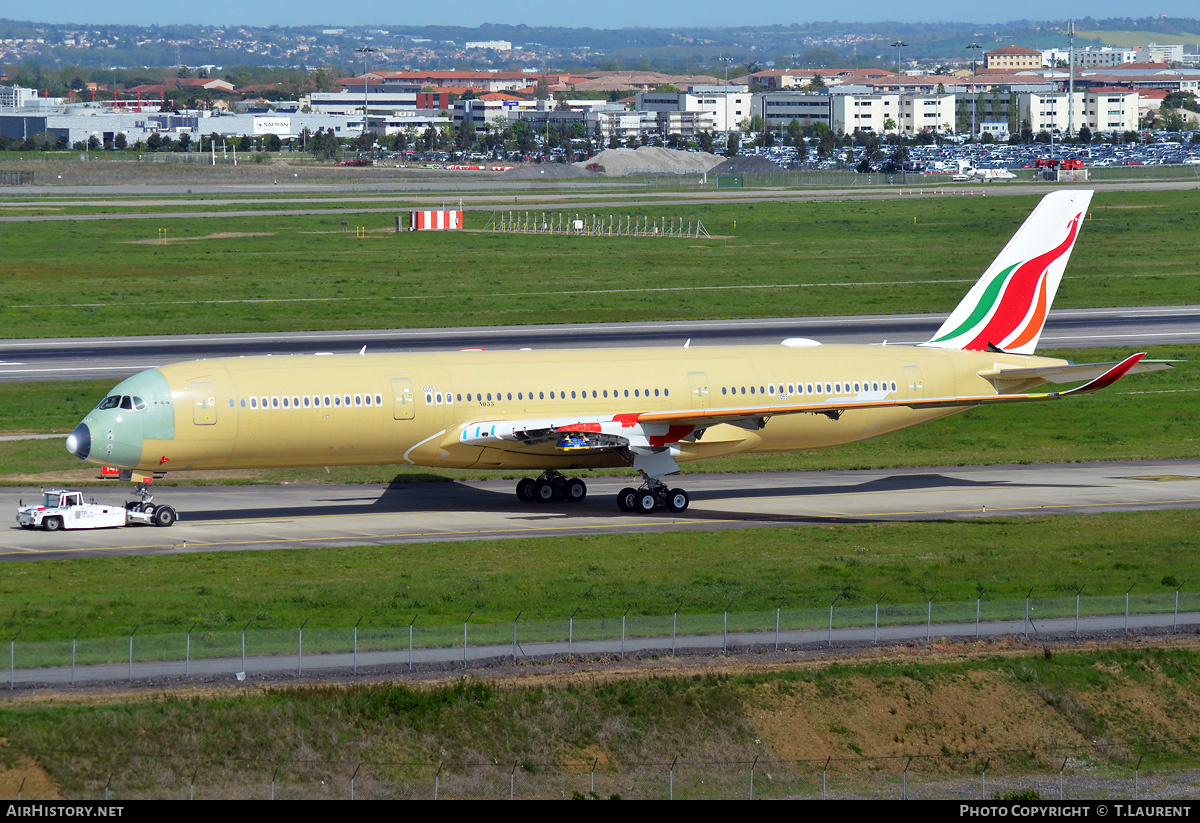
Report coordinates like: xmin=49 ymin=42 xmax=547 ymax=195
xmin=173 ymin=471 xmax=1089 ymax=525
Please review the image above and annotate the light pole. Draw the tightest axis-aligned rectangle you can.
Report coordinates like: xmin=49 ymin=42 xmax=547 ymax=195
xmin=720 ymin=56 xmax=734 ymax=139
xmin=356 ymin=45 xmax=376 ymax=142
xmin=966 ymin=43 xmax=981 ymax=139
xmin=891 ymin=41 xmax=907 ymax=138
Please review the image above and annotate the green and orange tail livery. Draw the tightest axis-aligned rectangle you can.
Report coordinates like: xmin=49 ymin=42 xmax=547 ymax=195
xmin=922 ymin=190 xmax=1093 ymax=356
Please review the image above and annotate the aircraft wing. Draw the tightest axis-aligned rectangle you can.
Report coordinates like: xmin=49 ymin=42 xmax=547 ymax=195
xmin=457 ymin=353 xmax=1149 ymax=452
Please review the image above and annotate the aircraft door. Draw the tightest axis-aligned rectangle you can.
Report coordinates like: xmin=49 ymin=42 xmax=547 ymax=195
xmin=190 ymin=382 xmax=217 ymax=425
xmin=902 ymin=366 xmax=924 ymax=398
xmin=687 ymin=372 xmax=710 ymax=409
xmin=391 ymin=378 xmax=416 ymax=420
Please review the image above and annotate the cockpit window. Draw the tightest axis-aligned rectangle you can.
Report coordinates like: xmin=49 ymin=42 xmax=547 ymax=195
xmin=97 ymin=396 xmax=121 ymax=410
xmin=132 ymin=396 xmax=146 ymax=410
xmin=119 ymin=396 xmax=134 ymax=410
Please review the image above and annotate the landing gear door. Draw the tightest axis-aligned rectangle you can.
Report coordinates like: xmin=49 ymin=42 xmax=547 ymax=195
xmin=391 ymin=378 xmax=416 ymax=420
xmin=190 ymin=382 xmax=217 ymax=425
xmin=687 ymin=372 xmax=710 ymax=409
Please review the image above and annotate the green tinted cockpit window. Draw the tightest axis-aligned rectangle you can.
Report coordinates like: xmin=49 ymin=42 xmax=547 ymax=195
xmin=97 ymin=396 xmax=121 ymax=410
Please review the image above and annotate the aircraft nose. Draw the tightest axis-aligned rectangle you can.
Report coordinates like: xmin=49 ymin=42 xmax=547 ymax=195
xmin=65 ymin=422 xmax=91 ymax=461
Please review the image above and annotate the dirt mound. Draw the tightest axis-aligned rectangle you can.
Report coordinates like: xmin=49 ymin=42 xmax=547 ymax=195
xmin=710 ymin=156 xmax=788 ymax=174
xmin=575 ymin=146 xmax=724 ymax=177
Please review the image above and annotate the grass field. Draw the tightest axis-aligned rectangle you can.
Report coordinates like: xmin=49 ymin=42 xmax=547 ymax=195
xmin=4 ymin=645 xmax=1200 ymax=799
xmin=1075 ymin=29 xmax=1200 ymax=47
xmin=1 ymin=508 xmax=1196 ymax=639
xmin=1 ymin=190 xmax=1198 ymax=339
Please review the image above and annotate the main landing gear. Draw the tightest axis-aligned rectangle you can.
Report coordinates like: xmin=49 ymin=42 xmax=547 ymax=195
xmin=616 ymin=479 xmax=689 ymax=514
xmin=515 ymin=470 xmax=588 ymax=504
xmin=513 ymin=471 xmax=690 ymax=514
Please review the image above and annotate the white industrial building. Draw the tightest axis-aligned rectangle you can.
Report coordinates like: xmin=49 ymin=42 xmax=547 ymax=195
xmin=1020 ymin=90 xmax=1139 ymax=134
xmin=635 ymin=86 xmax=752 ymax=133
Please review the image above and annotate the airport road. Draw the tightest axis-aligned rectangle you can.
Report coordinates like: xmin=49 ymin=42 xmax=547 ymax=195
xmin=5 ymin=460 xmax=1199 ymax=561
xmin=2 ymin=305 xmax=1196 ymax=383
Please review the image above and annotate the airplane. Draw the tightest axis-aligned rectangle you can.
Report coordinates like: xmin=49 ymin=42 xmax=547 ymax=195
xmin=65 ymin=190 xmax=1169 ymax=516
xmin=952 ymin=161 xmax=1017 ymax=182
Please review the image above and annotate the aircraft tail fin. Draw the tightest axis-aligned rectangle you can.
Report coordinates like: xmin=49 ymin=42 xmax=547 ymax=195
xmin=922 ymin=190 xmax=1093 ymax=355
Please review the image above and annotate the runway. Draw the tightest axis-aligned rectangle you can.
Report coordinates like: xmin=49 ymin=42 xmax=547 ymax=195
xmin=2 ymin=305 xmax=1196 ymax=382
xmin=6 ymin=460 xmax=1199 ymax=561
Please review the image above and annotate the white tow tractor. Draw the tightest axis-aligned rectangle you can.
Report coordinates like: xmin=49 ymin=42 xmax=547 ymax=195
xmin=16 ymin=486 xmax=177 ymax=531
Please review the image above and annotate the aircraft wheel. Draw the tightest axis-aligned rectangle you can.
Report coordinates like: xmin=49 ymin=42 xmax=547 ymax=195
xmin=666 ymin=488 xmax=690 ymax=513
xmin=635 ymin=491 xmax=657 ymax=514
xmin=616 ymin=487 xmax=637 ymax=512
xmin=534 ymin=479 xmax=555 ymax=503
xmin=154 ymin=506 xmax=177 ymax=527
xmin=43 ymin=516 xmax=63 ymax=532
xmin=516 ymin=478 xmax=536 ymax=503
xmin=565 ymin=478 xmax=587 ymax=503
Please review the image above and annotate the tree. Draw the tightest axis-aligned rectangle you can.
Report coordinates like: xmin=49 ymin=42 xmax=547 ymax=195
xmin=1076 ymin=125 xmax=1092 ymax=145
xmin=265 ymin=133 xmax=282 ymax=152
xmin=726 ymin=131 xmax=739 ymax=156
xmin=816 ymin=128 xmax=836 ymax=159
xmin=113 ymin=133 xmax=127 ymax=150
xmin=698 ymin=130 xmax=714 ymax=154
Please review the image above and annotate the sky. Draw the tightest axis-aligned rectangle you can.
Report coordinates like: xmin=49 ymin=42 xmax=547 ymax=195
xmin=11 ymin=3 xmax=1200 ymax=29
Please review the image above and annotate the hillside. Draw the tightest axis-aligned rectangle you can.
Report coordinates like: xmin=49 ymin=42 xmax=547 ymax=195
xmin=4 ymin=638 xmax=1200 ymax=799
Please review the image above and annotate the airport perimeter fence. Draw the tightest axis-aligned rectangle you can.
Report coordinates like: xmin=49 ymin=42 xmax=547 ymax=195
xmin=6 ymin=588 xmax=1199 ymax=687
xmin=14 ymin=750 xmax=1200 ymax=800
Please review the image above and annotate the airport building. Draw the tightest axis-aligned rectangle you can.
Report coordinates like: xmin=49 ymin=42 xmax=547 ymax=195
xmin=635 ymin=86 xmax=752 ymax=133
xmin=1020 ymin=89 xmax=1139 ymax=133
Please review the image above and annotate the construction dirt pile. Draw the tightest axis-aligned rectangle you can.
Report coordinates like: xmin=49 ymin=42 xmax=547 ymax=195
xmin=575 ymin=146 xmax=725 ymax=177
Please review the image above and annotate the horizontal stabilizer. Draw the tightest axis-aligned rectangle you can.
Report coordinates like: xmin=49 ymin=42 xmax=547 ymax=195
xmin=978 ymin=358 xmax=1174 ymax=389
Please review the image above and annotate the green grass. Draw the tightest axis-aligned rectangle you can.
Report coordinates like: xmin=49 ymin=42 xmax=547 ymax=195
xmin=4 ymin=648 xmax=1200 ymax=798
xmin=1075 ymin=29 xmax=1200 ymax=47
xmin=1 ymin=190 xmax=1198 ymax=339
xmin=1 ymin=509 xmax=1197 ymax=639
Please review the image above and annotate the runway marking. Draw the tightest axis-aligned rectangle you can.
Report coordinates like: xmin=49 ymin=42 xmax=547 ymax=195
xmin=0 ymin=517 xmax=704 ymax=557
xmin=6 ymin=498 xmax=1200 ymax=559
xmin=0 ymin=364 xmax=165 ymax=375
xmin=1121 ymin=475 xmax=1200 ymax=482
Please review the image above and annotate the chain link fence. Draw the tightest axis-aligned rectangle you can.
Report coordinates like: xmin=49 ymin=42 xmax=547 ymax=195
xmin=7 ymin=588 xmax=1199 ymax=688
xmin=26 ymin=753 xmax=1199 ymax=800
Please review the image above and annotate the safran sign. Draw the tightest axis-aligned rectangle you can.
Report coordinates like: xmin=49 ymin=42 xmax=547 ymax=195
xmin=253 ymin=116 xmax=292 ymax=136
